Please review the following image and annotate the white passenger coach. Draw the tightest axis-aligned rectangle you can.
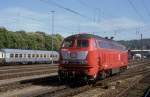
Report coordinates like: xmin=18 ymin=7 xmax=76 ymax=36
xmin=0 ymin=49 xmax=59 ymax=64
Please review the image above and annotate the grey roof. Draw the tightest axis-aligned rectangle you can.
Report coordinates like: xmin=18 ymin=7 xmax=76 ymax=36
xmin=131 ymin=50 xmax=150 ymax=52
xmin=0 ymin=49 xmax=58 ymax=54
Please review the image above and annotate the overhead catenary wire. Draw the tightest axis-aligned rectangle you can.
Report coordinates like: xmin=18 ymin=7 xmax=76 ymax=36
xmin=127 ymin=0 xmax=146 ymax=40
xmin=77 ymin=0 xmax=115 ymax=19
xmin=40 ymin=0 xmax=92 ymax=21
xmin=127 ymin=0 xmax=145 ymax=22
xmin=77 ymin=0 xmax=103 ymax=24
xmin=76 ymin=0 xmax=123 ymax=36
xmin=140 ymin=0 xmax=150 ymax=19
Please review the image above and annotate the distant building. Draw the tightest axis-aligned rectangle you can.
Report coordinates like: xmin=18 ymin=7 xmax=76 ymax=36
xmin=129 ymin=50 xmax=150 ymax=59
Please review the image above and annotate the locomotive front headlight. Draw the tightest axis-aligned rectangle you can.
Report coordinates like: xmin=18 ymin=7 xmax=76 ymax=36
xmin=77 ymin=51 xmax=88 ymax=60
xmin=80 ymin=60 xmax=87 ymax=65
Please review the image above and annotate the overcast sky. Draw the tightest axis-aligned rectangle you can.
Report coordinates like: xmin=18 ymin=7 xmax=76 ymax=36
xmin=0 ymin=0 xmax=150 ymax=40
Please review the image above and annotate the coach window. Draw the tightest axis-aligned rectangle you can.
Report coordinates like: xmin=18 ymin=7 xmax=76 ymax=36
xmin=15 ymin=54 xmax=18 ymax=58
xmin=28 ymin=54 xmax=31 ymax=58
xmin=19 ymin=54 xmax=22 ymax=58
xmin=50 ymin=55 xmax=52 ymax=58
xmin=51 ymin=55 xmax=53 ymax=58
xmin=36 ymin=54 xmax=39 ymax=58
xmin=32 ymin=54 xmax=35 ymax=58
xmin=10 ymin=54 xmax=14 ymax=58
xmin=44 ymin=54 xmax=46 ymax=58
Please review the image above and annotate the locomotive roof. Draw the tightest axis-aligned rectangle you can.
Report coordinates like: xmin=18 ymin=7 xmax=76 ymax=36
xmin=66 ymin=33 xmax=103 ymax=39
xmin=66 ymin=33 xmax=125 ymax=47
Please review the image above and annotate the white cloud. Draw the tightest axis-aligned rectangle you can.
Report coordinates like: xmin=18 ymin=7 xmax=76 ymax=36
xmin=0 ymin=7 xmax=149 ymax=40
xmin=0 ymin=7 xmax=80 ymax=34
xmin=81 ymin=17 xmax=145 ymax=32
xmin=0 ymin=7 xmax=50 ymax=32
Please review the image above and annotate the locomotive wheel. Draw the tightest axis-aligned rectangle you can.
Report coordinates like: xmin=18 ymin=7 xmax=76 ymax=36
xmin=87 ymin=78 xmax=96 ymax=85
xmin=87 ymin=74 xmax=97 ymax=85
xmin=100 ymin=71 xmax=106 ymax=80
xmin=88 ymin=79 xmax=96 ymax=85
xmin=106 ymin=70 xmax=112 ymax=77
xmin=120 ymin=66 xmax=127 ymax=73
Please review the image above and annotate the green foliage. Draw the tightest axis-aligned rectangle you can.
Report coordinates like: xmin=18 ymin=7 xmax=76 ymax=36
xmin=0 ymin=27 xmax=63 ymax=51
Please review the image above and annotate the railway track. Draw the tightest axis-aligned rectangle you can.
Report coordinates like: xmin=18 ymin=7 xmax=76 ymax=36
xmin=0 ymin=69 xmax=57 ymax=80
xmin=143 ymin=87 xmax=150 ymax=97
xmin=0 ymin=59 xmax=147 ymax=80
xmin=0 ymin=60 xmax=149 ymax=97
xmin=0 ymin=64 xmax=57 ymax=80
xmin=0 ymin=64 xmax=57 ymax=70
xmin=12 ymin=60 xmax=150 ymax=97
xmin=0 ymin=66 xmax=57 ymax=74
xmin=35 ymin=61 xmax=150 ymax=97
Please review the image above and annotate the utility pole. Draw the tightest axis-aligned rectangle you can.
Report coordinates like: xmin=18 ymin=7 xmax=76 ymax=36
xmin=51 ymin=11 xmax=55 ymax=64
xmin=140 ymin=33 xmax=143 ymax=59
xmin=135 ymin=27 xmax=143 ymax=60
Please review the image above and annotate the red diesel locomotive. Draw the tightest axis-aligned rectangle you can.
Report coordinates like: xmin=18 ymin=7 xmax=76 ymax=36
xmin=58 ymin=34 xmax=128 ymax=82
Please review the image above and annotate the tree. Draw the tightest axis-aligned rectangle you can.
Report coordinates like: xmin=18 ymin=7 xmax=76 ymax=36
xmin=0 ymin=27 xmax=64 ymax=50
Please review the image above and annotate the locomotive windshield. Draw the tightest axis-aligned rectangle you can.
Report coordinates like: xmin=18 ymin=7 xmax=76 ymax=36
xmin=77 ymin=39 xmax=89 ymax=47
xmin=62 ymin=39 xmax=74 ymax=48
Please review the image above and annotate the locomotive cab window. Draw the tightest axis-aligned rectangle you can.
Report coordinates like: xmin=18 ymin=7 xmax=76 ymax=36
xmin=62 ymin=39 xmax=74 ymax=48
xmin=77 ymin=39 xmax=89 ymax=47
